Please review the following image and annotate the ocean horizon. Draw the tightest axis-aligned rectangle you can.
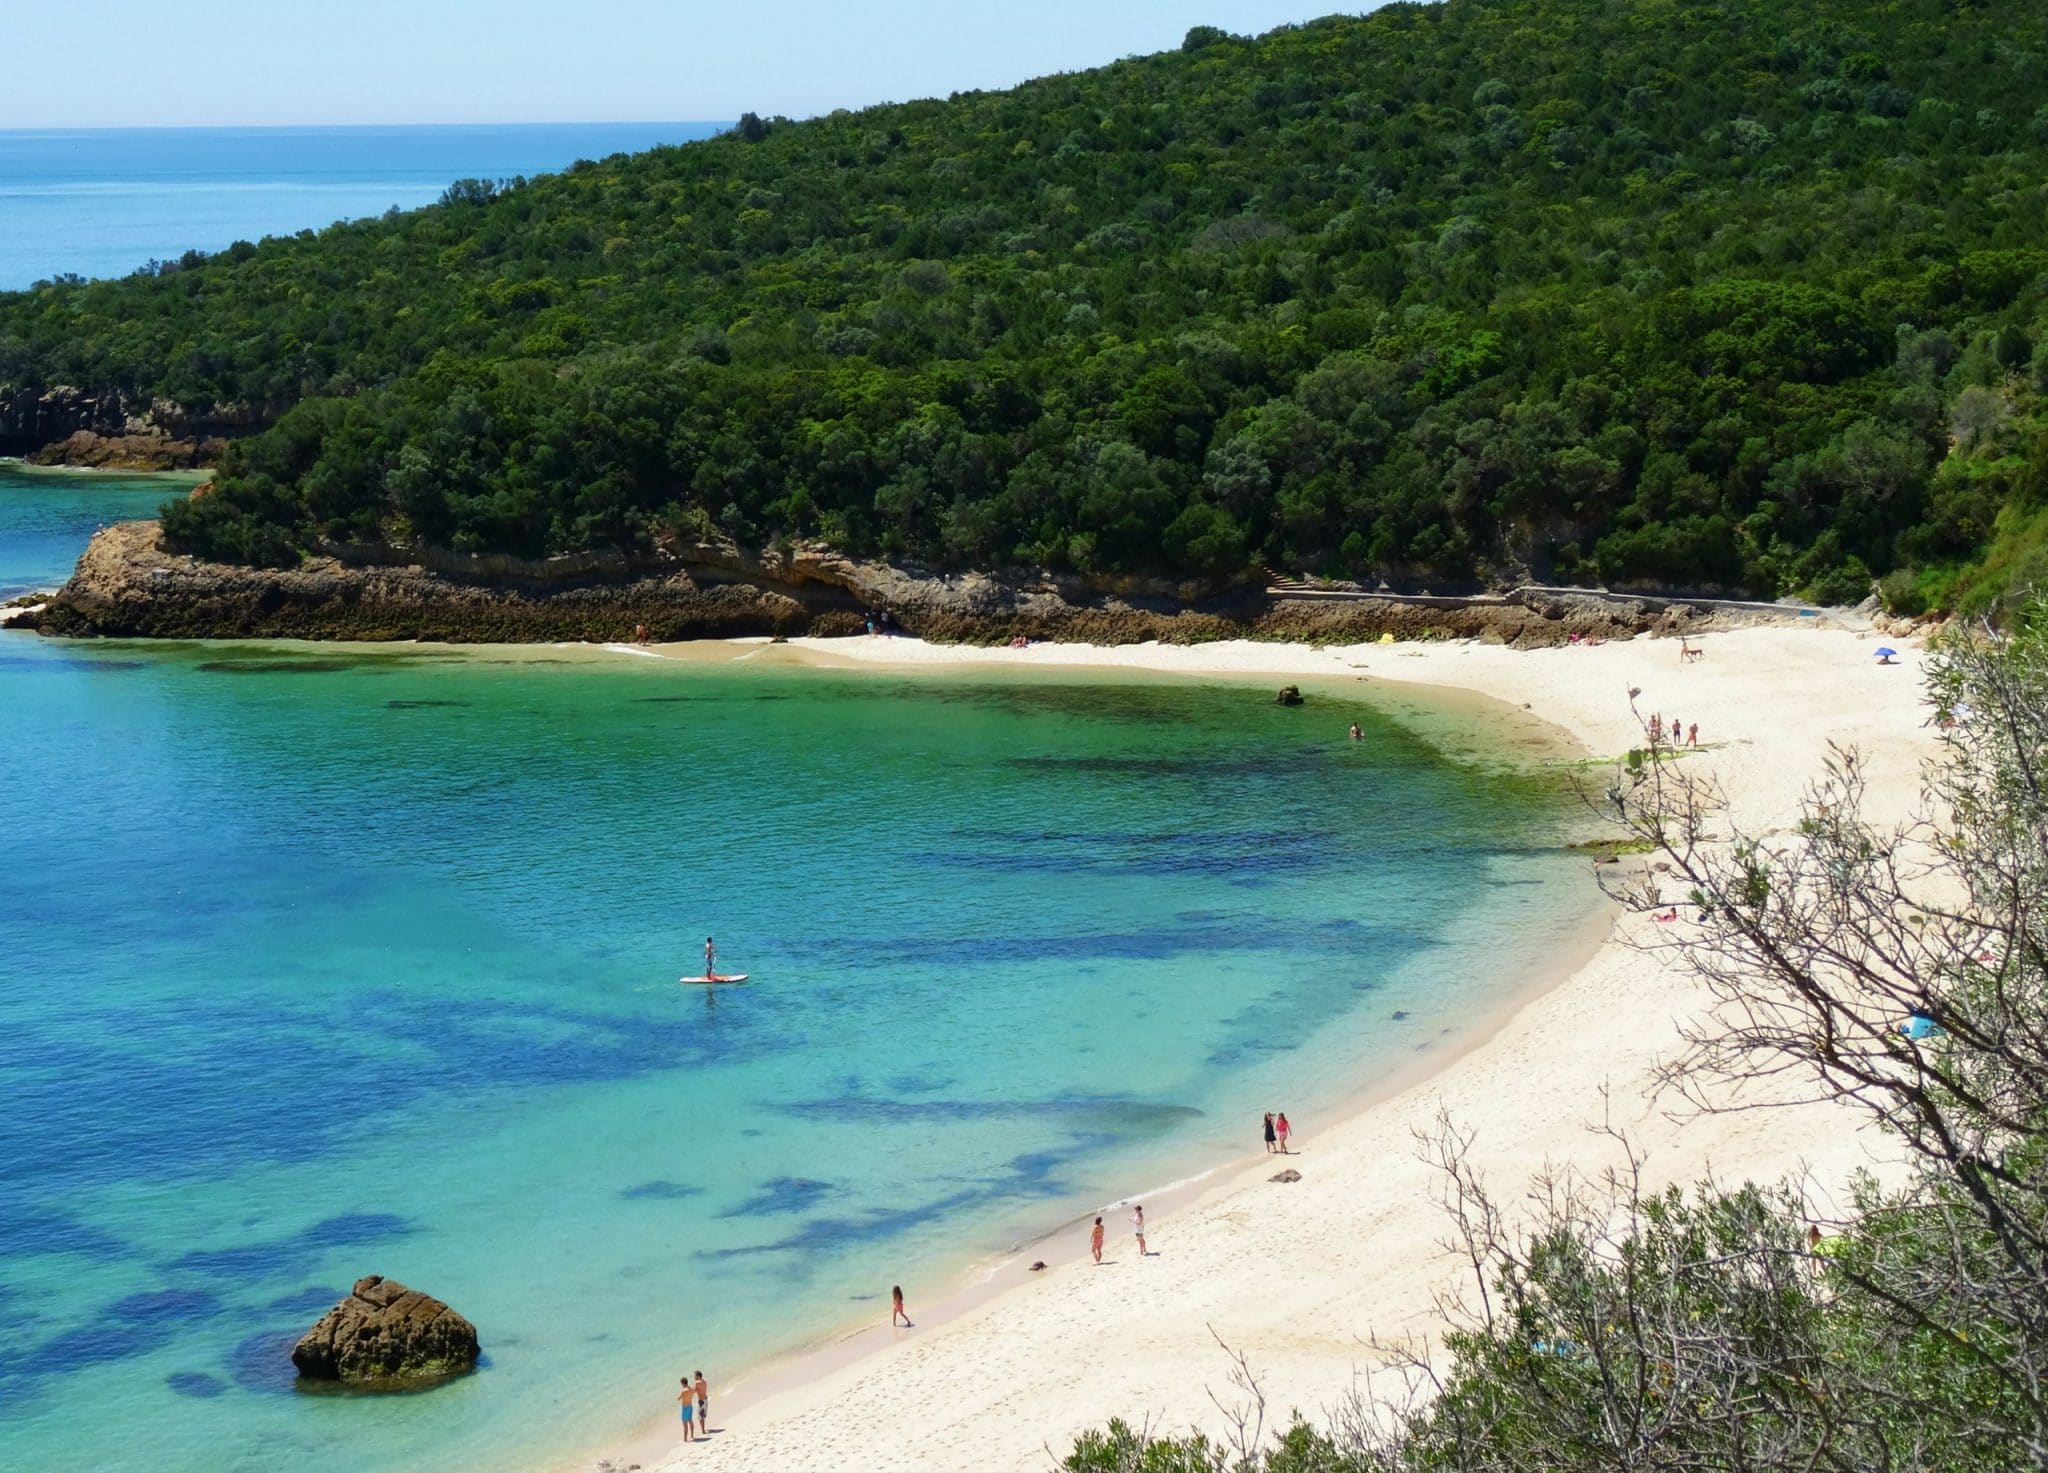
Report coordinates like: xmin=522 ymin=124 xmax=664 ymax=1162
xmin=0 ymin=122 xmax=726 ymax=290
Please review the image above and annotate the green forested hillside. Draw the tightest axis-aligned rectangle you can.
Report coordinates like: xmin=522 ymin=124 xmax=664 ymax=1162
xmin=6 ymin=0 xmax=2048 ymax=607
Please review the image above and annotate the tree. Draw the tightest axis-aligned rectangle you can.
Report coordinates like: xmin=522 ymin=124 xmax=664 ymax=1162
xmin=8 ymin=0 xmax=2048 ymax=602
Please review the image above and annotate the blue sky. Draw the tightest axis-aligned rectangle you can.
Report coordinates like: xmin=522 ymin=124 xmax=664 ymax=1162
xmin=7 ymin=3 xmax=1372 ymax=129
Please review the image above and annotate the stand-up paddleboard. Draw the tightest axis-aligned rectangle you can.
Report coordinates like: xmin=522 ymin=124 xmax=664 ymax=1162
xmin=679 ymin=973 xmax=749 ymax=985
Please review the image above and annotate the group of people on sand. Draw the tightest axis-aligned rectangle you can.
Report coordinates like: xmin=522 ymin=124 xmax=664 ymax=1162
xmin=1648 ymin=714 xmax=1698 ymax=746
xmin=1262 ymin=1111 xmax=1294 ymax=1153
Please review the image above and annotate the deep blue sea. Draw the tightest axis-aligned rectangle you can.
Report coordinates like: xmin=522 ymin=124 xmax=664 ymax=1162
xmin=0 ymin=123 xmax=723 ymax=289
xmin=0 ymin=521 xmax=1592 ymax=1462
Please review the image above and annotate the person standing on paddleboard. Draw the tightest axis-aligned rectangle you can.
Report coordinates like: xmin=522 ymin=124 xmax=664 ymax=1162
xmin=704 ymin=936 xmax=716 ymax=979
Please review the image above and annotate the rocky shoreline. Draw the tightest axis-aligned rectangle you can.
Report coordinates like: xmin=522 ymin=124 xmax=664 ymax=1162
xmin=21 ymin=520 xmax=1730 ymax=647
xmin=25 ymin=430 xmax=224 ymax=471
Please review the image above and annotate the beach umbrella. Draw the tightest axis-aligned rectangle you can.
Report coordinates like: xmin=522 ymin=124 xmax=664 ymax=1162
xmin=1875 ymin=646 xmax=1898 ymax=658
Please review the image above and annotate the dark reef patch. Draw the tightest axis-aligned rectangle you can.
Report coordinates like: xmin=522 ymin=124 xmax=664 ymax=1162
xmin=33 ymin=1288 xmax=223 ymax=1378
xmin=720 ymin=1177 xmax=837 ymax=1218
xmin=620 ymin=1180 xmax=704 ymax=1202
xmin=385 ymin=698 xmax=469 ymax=709
xmin=227 ymin=1327 xmax=304 ymax=1393
xmin=0 ymin=654 xmax=144 ymax=673
xmin=266 ymin=1285 xmax=348 ymax=1317
xmin=786 ymin=1092 xmax=1201 ymax=1131
xmin=999 ymin=751 xmax=1326 ymax=779
xmin=195 ymin=659 xmax=360 ymax=676
xmin=696 ymin=1187 xmax=984 ymax=1263
xmin=166 ymin=1370 xmax=228 ymax=1399
xmin=697 ymin=1139 xmax=1109 ymax=1265
xmin=0 ymin=1206 xmax=129 ymax=1262
xmin=2 ymin=986 xmax=785 ymax=1195
xmin=170 ymin=1213 xmax=412 ymax=1282
xmin=784 ymin=916 xmax=1378 ymax=968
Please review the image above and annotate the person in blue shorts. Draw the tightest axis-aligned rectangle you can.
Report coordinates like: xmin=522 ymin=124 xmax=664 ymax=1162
xmin=677 ymin=1376 xmax=696 ymax=1441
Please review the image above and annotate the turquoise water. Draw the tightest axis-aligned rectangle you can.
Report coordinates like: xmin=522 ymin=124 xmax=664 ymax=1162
xmin=0 ymin=123 xmax=723 ymax=290
xmin=0 ymin=479 xmax=1593 ymax=1473
xmin=0 ymin=462 xmax=196 ymax=597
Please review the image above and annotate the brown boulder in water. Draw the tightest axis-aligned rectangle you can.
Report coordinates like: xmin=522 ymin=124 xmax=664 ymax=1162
xmin=1275 ymin=684 xmax=1305 ymax=706
xmin=290 ymin=1275 xmax=479 ymax=1387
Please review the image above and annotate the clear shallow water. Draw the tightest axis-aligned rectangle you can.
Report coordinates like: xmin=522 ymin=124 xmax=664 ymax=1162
xmin=0 ymin=462 xmax=197 ymax=596
xmin=0 ymin=123 xmax=723 ymax=289
xmin=0 ymin=485 xmax=1593 ymax=1473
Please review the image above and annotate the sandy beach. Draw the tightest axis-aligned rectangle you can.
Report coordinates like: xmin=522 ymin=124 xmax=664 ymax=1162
xmin=587 ymin=621 xmax=1934 ymax=1473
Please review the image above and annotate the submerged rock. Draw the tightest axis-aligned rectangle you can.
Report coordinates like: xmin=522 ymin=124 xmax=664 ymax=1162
xmin=1275 ymin=684 xmax=1305 ymax=706
xmin=291 ymin=1275 xmax=479 ymax=1387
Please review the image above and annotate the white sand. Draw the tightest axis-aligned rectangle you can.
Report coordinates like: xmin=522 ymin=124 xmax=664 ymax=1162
xmin=596 ymin=623 xmax=1934 ymax=1473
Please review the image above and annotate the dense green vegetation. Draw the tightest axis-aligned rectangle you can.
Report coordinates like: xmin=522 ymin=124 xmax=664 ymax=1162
xmin=7 ymin=0 xmax=2048 ymax=606
xmin=1065 ymin=603 xmax=2048 ymax=1470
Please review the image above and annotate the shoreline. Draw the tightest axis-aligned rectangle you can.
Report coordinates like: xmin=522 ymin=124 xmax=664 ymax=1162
xmin=578 ymin=888 xmax=1616 ymax=1473
xmin=563 ymin=622 xmax=1931 ymax=1473
xmin=0 ymin=456 xmax=209 ymax=478
xmin=25 ymin=518 xmax=1769 ymax=649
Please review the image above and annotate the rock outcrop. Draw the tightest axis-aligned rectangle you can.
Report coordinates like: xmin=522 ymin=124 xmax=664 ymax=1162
xmin=0 ymin=385 xmax=260 ymax=459
xmin=291 ymin=1275 xmax=479 ymax=1386
xmin=27 ymin=430 xmax=225 ymax=471
xmin=28 ymin=520 xmax=1736 ymax=647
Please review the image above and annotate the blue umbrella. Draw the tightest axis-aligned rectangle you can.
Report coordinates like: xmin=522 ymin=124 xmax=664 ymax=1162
xmin=1874 ymin=647 xmax=1897 ymax=657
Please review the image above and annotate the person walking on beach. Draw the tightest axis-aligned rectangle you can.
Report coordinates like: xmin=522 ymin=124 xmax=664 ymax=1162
xmin=891 ymin=1284 xmax=911 ymax=1327
xmin=1276 ymin=1112 xmax=1292 ymax=1153
xmin=694 ymin=1370 xmax=709 ymax=1431
xmin=1132 ymin=1204 xmax=1148 ymax=1257
xmin=1090 ymin=1216 xmax=1105 ymax=1264
xmin=677 ymin=1377 xmax=697 ymax=1442
xmin=1263 ymin=1112 xmax=1278 ymax=1153
xmin=1688 ymin=722 xmax=1698 ymax=746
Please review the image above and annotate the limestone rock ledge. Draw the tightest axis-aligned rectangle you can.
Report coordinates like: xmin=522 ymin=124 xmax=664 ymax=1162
xmin=27 ymin=429 xmax=224 ymax=471
xmin=27 ymin=520 xmax=1704 ymax=647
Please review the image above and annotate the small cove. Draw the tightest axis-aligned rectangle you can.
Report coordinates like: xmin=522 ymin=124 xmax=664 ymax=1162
xmin=0 ymin=475 xmax=1599 ymax=1473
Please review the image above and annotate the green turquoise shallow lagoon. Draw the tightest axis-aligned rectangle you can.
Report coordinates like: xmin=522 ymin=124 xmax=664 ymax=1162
xmin=0 ymin=470 xmax=1594 ymax=1473
xmin=0 ymin=461 xmax=200 ymax=598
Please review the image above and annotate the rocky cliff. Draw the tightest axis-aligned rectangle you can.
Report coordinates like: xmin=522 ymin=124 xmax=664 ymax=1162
xmin=0 ymin=385 xmax=256 ymax=462
xmin=24 ymin=520 xmax=1713 ymax=647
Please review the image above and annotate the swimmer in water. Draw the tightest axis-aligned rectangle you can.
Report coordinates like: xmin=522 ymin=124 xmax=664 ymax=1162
xmin=1348 ymin=723 xmax=1362 ymax=741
